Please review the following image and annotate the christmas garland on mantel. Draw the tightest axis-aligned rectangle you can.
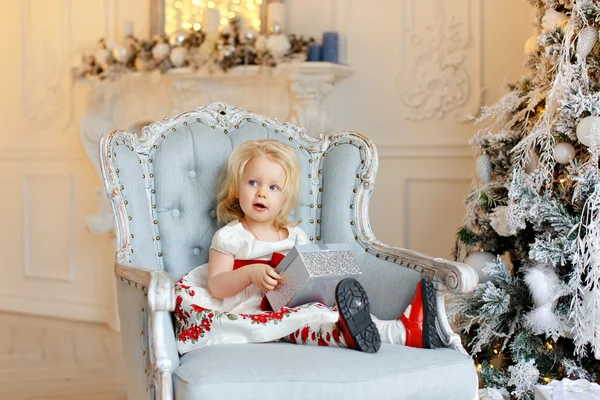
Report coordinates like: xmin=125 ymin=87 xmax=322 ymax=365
xmin=74 ymin=18 xmax=313 ymax=80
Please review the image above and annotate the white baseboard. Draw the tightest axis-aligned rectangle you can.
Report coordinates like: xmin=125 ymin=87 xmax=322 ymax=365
xmin=0 ymin=295 xmax=109 ymax=325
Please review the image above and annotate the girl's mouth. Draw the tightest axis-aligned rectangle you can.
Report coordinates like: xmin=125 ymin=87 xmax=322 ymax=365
xmin=253 ymin=202 xmax=267 ymax=211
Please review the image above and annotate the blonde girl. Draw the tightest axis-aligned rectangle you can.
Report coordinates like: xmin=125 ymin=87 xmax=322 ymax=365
xmin=174 ymin=139 xmax=440 ymax=355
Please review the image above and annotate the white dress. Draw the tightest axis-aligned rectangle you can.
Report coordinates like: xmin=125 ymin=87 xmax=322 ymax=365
xmin=174 ymin=220 xmax=405 ymax=354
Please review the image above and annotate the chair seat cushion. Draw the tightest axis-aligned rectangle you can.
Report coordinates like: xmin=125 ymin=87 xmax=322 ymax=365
xmin=173 ymin=342 xmax=477 ymax=400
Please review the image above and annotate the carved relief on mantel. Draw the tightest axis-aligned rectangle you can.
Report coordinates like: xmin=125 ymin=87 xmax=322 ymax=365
xmin=397 ymin=0 xmax=483 ymax=122
xmin=78 ymin=62 xmax=353 ymax=234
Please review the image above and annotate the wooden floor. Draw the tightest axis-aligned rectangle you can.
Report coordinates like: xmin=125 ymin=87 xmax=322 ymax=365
xmin=0 ymin=312 xmax=127 ymax=400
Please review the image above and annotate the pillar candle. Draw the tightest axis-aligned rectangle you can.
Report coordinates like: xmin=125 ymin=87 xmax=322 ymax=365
xmin=202 ymin=8 xmax=220 ymax=33
xmin=307 ymin=44 xmax=322 ymax=62
xmin=322 ymin=31 xmax=339 ymax=63
xmin=119 ymin=20 xmax=134 ymax=39
xmin=267 ymin=2 xmax=287 ymax=33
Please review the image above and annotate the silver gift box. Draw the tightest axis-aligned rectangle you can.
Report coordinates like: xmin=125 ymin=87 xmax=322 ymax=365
xmin=266 ymin=243 xmax=362 ymax=311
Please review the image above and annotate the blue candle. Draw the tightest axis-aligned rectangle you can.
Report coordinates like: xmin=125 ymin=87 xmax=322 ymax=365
xmin=307 ymin=44 xmax=322 ymax=62
xmin=322 ymin=31 xmax=339 ymax=63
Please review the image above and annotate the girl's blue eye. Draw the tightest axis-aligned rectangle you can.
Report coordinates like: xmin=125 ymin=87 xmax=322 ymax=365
xmin=270 ymin=185 xmax=279 ymax=191
xmin=249 ymin=180 xmax=257 ymax=186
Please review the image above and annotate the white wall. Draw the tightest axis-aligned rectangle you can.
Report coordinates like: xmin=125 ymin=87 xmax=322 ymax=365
xmin=0 ymin=0 xmax=532 ymax=324
xmin=0 ymin=0 xmax=150 ymax=326
xmin=287 ymin=0 xmax=532 ymax=258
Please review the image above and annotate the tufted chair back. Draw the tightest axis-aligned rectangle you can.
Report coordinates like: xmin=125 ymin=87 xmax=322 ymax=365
xmin=101 ymin=103 xmax=423 ymax=320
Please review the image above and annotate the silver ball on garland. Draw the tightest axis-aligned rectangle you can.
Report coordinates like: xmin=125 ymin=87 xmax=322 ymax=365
xmin=152 ymin=41 xmax=171 ymax=62
xmin=270 ymin=21 xmax=283 ymax=35
xmin=169 ymin=30 xmax=188 ymax=47
xmin=553 ymin=142 xmax=576 ymax=164
xmin=476 ymin=153 xmax=492 ymax=184
xmin=240 ymin=26 xmax=258 ymax=44
xmin=576 ymin=26 xmax=598 ymax=59
xmin=464 ymin=251 xmax=497 ymax=284
xmin=576 ymin=115 xmax=600 ymax=147
xmin=112 ymin=43 xmax=135 ymax=63
xmin=94 ymin=48 xmax=112 ymax=68
xmin=169 ymin=46 xmax=187 ymax=68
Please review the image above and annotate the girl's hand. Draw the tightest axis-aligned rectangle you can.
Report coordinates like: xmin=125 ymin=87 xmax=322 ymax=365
xmin=247 ymin=264 xmax=281 ymax=292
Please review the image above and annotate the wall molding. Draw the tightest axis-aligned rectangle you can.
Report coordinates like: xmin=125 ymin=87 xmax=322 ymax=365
xmin=0 ymin=148 xmax=86 ymax=160
xmin=0 ymin=294 xmax=107 ymax=323
xmin=378 ymin=144 xmax=473 ymax=159
xmin=23 ymin=173 xmax=76 ymax=283
xmin=397 ymin=0 xmax=484 ymax=122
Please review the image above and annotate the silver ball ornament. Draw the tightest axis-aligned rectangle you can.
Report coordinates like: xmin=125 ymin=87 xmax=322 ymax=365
xmin=169 ymin=30 xmax=188 ymax=47
xmin=112 ymin=43 xmax=134 ymax=63
xmin=553 ymin=142 xmax=576 ymax=164
xmin=240 ymin=27 xmax=258 ymax=44
xmin=152 ymin=42 xmax=171 ymax=62
xmin=464 ymin=251 xmax=497 ymax=284
xmin=169 ymin=47 xmax=187 ymax=68
xmin=94 ymin=48 xmax=112 ymax=68
xmin=270 ymin=22 xmax=282 ymax=35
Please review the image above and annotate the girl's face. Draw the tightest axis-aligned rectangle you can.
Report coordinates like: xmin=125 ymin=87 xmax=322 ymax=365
xmin=238 ymin=155 xmax=287 ymax=225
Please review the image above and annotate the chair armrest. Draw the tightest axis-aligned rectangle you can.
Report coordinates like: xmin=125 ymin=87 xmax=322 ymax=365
xmin=115 ymin=261 xmax=178 ymax=400
xmin=368 ymin=240 xmax=479 ymax=294
xmin=115 ymin=262 xmax=176 ymax=312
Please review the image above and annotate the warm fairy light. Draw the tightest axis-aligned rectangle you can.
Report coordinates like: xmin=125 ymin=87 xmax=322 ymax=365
xmin=493 ymin=349 xmax=499 ymax=354
xmin=559 ymin=178 xmax=566 ymax=183
xmin=490 ymin=363 xmax=494 ymax=369
xmin=165 ymin=0 xmax=263 ymax=35
xmin=476 ymin=363 xmax=482 ymax=372
xmin=545 ymin=342 xmax=554 ymax=350
xmin=544 ymin=377 xmax=552 ymax=383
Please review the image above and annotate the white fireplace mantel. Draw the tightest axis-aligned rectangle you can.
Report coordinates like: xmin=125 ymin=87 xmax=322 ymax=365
xmin=78 ymin=61 xmax=353 ymax=234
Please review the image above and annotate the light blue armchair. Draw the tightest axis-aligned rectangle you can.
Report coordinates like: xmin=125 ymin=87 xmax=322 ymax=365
xmin=100 ymin=103 xmax=479 ymax=400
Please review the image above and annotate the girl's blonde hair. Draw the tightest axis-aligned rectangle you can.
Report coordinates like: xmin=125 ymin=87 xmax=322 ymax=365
xmin=216 ymin=139 xmax=301 ymax=229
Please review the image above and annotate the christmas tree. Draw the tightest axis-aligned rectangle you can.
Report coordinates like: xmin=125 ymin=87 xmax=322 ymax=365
xmin=451 ymin=1 xmax=600 ymax=399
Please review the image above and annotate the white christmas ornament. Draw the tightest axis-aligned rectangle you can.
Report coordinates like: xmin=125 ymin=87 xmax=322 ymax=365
xmin=541 ymin=9 xmax=569 ymax=31
xmin=553 ymin=142 xmax=576 ymax=164
xmin=576 ymin=26 xmax=598 ymax=58
xmin=152 ymin=42 xmax=171 ymax=62
xmin=464 ymin=251 xmax=497 ymax=283
xmin=477 ymin=154 xmax=492 ymax=184
xmin=169 ymin=47 xmax=187 ymax=68
xmin=524 ymin=149 xmax=540 ymax=173
xmin=524 ymin=35 xmax=539 ymax=55
xmin=576 ymin=115 xmax=600 ymax=146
